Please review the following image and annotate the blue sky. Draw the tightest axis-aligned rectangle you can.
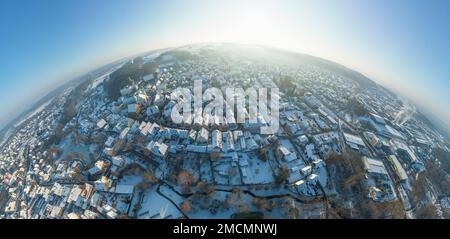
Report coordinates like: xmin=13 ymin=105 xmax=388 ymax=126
xmin=0 ymin=0 xmax=449 ymax=128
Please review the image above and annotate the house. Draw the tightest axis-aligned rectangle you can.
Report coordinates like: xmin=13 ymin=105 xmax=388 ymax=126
xmin=241 ymin=167 xmax=248 ymax=178
xmin=119 ymin=127 xmax=130 ymax=139
xmin=103 ymin=147 xmax=116 ymax=157
xmin=211 ymin=129 xmax=222 ymax=150
xmin=127 ymin=120 xmax=140 ymax=133
xmin=277 ymin=145 xmax=297 ymax=162
xmin=95 ymin=176 xmax=111 ymax=191
xmin=147 ymin=141 xmax=169 ymax=158
xmin=186 ymin=145 xmax=207 ymax=153
xmin=246 ymin=137 xmax=259 ymax=151
xmin=123 ymin=96 xmax=136 ymax=104
xmin=188 ymin=129 xmax=197 ymax=142
xmin=96 ymin=119 xmax=107 ymax=129
xmin=146 ymin=105 xmax=160 ymax=117
xmin=51 ymin=183 xmax=64 ymax=197
xmin=177 ymin=129 xmax=188 ymax=139
xmin=138 ymin=121 xmax=147 ymax=131
xmin=294 ymin=179 xmax=305 ymax=186
xmin=363 ymin=131 xmax=381 ymax=148
xmin=163 ymin=101 xmax=176 ymax=118
xmin=141 ymin=122 xmax=153 ymax=136
xmin=343 ymin=132 xmax=368 ymax=154
xmin=128 ymin=103 xmax=141 ymax=115
xmin=112 ymin=156 xmax=125 ymax=168
xmin=67 ymin=186 xmax=82 ymax=203
xmin=136 ymin=92 xmax=149 ymax=106
xmin=233 ymin=130 xmax=244 ymax=141
xmin=308 ymin=174 xmax=318 ymax=183
xmin=87 ymin=160 xmax=109 ymax=176
xmin=297 ymin=135 xmax=309 ymax=146
xmin=223 ymin=131 xmax=235 ymax=152
xmin=66 ymin=213 xmax=81 ymax=219
xmin=83 ymin=210 xmax=99 ymax=219
xmin=90 ymin=192 xmax=100 ymax=207
xmin=104 ymin=205 xmax=119 ymax=219
xmin=49 ymin=205 xmax=64 ymax=219
xmin=300 ymin=166 xmax=312 ymax=176
xmin=106 ymin=210 xmax=119 ymax=219
xmin=148 ymin=123 xmax=161 ymax=136
xmin=287 ymin=123 xmax=301 ymax=135
xmin=5 ymin=201 xmax=17 ymax=214
xmin=304 ymin=143 xmax=319 ymax=161
xmin=196 ymin=128 xmax=209 ymax=144
xmin=114 ymin=184 xmax=134 ymax=195
xmin=81 ymin=183 xmax=95 ymax=199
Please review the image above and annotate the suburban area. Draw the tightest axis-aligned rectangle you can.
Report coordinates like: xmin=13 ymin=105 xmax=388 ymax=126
xmin=0 ymin=44 xmax=449 ymax=219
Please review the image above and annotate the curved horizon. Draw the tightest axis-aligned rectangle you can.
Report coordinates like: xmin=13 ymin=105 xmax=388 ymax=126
xmin=1 ymin=0 xmax=450 ymax=131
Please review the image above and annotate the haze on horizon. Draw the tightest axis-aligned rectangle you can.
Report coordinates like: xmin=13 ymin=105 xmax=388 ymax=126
xmin=1 ymin=0 xmax=450 ymax=130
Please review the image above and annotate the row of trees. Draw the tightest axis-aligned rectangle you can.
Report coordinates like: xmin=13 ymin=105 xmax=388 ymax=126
xmin=46 ymin=78 xmax=91 ymax=146
xmin=104 ymin=58 xmax=142 ymax=100
xmin=0 ymin=188 xmax=9 ymax=213
xmin=409 ymin=173 xmax=440 ymax=219
xmin=325 ymin=151 xmax=407 ymax=218
xmin=432 ymin=147 xmax=450 ymax=171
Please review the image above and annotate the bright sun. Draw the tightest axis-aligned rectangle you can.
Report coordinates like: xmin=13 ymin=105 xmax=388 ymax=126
xmin=198 ymin=2 xmax=296 ymax=48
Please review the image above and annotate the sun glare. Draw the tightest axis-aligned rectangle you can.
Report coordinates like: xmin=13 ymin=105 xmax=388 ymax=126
xmin=200 ymin=2 xmax=296 ymax=48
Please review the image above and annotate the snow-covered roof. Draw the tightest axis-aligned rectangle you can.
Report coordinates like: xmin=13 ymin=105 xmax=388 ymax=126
xmin=362 ymin=157 xmax=388 ymax=176
xmin=114 ymin=185 xmax=134 ymax=194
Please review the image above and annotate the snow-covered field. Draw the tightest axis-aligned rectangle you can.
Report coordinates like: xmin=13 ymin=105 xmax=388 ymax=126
xmin=241 ymin=154 xmax=274 ymax=184
xmin=137 ymin=186 xmax=183 ymax=219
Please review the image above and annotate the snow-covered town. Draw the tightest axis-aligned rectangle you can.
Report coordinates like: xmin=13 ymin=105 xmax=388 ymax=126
xmin=0 ymin=44 xmax=449 ymax=219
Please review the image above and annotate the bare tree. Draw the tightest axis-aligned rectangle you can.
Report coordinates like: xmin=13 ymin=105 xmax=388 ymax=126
xmin=177 ymin=170 xmax=195 ymax=194
xmin=180 ymin=200 xmax=192 ymax=214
